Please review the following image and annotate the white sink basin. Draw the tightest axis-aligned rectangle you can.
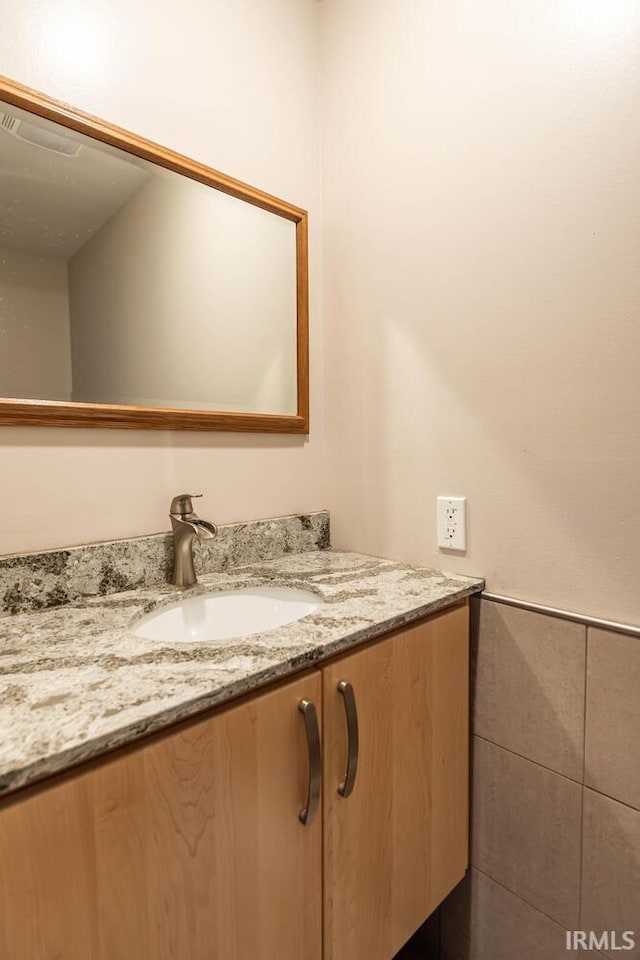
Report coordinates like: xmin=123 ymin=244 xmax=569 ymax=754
xmin=132 ymin=586 xmax=323 ymax=642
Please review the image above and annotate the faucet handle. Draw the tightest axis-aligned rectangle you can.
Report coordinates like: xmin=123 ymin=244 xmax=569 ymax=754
xmin=170 ymin=493 xmax=202 ymax=517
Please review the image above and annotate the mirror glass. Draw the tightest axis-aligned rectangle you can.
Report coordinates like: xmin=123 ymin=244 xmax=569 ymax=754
xmin=0 ymin=102 xmax=298 ymax=416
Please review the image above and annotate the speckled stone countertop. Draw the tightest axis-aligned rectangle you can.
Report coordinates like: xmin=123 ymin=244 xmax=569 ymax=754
xmin=0 ymin=550 xmax=483 ymax=798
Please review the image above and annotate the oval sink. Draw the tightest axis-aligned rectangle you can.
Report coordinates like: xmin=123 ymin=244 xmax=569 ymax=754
xmin=132 ymin=586 xmax=323 ymax=642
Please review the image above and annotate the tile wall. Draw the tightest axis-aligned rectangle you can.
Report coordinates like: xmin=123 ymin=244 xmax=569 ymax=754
xmin=435 ymin=599 xmax=640 ymax=959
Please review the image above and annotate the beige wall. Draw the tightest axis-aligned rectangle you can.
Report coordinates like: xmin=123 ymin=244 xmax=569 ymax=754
xmin=69 ymin=173 xmax=297 ymax=414
xmin=321 ymin=0 xmax=640 ymax=624
xmin=3 ymin=1 xmax=639 ymax=626
xmin=0 ymin=247 xmax=72 ymax=401
xmin=0 ymin=0 xmax=324 ymax=554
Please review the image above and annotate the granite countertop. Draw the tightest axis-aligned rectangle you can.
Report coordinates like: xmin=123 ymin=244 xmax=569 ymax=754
xmin=0 ymin=550 xmax=483 ymax=798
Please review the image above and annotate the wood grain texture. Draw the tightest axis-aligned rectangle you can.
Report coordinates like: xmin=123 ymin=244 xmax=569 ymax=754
xmin=0 ymin=673 xmax=322 ymax=960
xmin=322 ymin=602 xmax=470 ymax=960
xmin=0 ymin=74 xmax=309 ymax=434
xmin=0 ymin=398 xmax=309 ymax=432
xmin=295 ymin=212 xmax=310 ymax=429
xmin=0 ymin=776 xmax=98 ymax=959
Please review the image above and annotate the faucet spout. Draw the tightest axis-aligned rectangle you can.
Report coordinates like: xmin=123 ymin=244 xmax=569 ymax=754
xmin=188 ymin=518 xmax=218 ymax=540
xmin=169 ymin=494 xmax=217 ymax=587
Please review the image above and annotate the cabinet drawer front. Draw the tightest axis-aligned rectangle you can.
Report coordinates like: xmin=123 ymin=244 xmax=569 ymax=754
xmin=322 ymin=604 xmax=469 ymax=960
xmin=0 ymin=673 xmax=322 ymax=960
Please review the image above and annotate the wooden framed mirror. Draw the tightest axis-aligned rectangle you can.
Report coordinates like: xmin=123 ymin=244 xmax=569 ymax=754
xmin=0 ymin=76 xmax=309 ymax=432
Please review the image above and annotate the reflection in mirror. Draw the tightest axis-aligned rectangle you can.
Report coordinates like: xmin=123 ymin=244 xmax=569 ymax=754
xmin=0 ymin=101 xmax=299 ymax=417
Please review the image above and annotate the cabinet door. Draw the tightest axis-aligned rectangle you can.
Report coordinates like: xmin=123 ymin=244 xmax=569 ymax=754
xmin=322 ymin=603 xmax=469 ymax=960
xmin=0 ymin=672 xmax=322 ymax=960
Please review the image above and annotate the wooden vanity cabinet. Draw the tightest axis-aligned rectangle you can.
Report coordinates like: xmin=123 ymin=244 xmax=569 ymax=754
xmin=0 ymin=673 xmax=323 ymax=960
xmin=322 ymin=602 xmax=469 ymax=960
xmin=0 ymin=602 xmax=469 ymax=960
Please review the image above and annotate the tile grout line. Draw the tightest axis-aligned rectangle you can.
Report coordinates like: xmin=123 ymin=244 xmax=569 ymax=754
xmin=472 ymin=865 xmax=574 ymax=932
xmin=472 ymin=733 xmax=640 ymax=814
xmin=472 ymin=733 xmax=584 ymax=786
xmin=578 ymin=625 xmax=588 ymax=929
xmin=582 ymin=784 xmax=640 ymax=815
xmin=471 ymin=866 xmax=608 ymax=958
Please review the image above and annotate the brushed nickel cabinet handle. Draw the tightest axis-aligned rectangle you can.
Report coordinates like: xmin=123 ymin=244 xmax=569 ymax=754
xmin=298 ymin=699 xmax=321 ymax=826
xmin=337 ymin=680 xmax=359 ymax=798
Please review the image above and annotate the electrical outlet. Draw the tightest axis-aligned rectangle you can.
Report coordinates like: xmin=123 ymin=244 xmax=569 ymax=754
xmin=437 ymin=497 xmax=467 ymax=551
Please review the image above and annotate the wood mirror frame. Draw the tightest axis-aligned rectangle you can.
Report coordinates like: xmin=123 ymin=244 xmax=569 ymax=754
xmin=0 ymin=76 xmax=309 ymax=433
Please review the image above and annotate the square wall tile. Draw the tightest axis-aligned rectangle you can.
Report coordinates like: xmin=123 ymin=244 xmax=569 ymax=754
xmin=471 ymin=737 xmax=581 ymax=928
xmin=581 ymin=789 xmax=640 ymax=959
xmin=473 ymin=601 xmax=585 ymax=780
xmin=585 ymin=628 xmax=640 ymax=811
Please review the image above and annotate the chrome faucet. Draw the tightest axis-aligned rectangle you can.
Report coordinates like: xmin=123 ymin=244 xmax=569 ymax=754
xmin=169 ymin=493 xmax=217 ymax=587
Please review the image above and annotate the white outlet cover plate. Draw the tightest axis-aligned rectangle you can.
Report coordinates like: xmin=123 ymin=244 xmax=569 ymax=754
xmin=437 ymin=496 xmax=467 ymax=551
